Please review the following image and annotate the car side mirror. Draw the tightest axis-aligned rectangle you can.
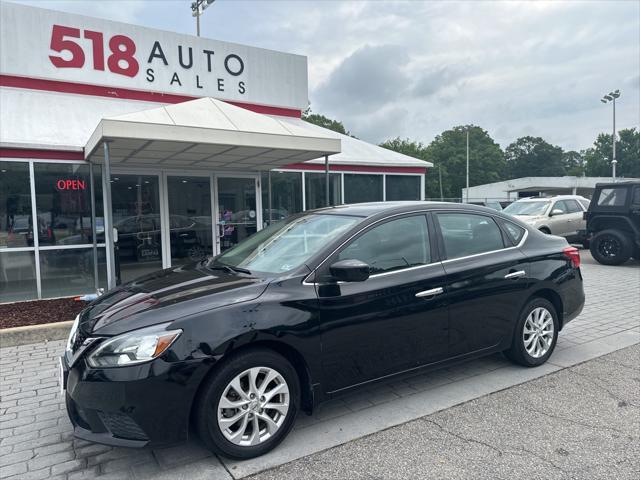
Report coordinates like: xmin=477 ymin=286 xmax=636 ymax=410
xmin=329 ymin=259 xmax=370 ymax=282
xmin=550 ymin=209 xmax=563 ymax=217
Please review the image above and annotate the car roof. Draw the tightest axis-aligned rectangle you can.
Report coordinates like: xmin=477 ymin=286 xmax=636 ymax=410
xmin=306 ymin=201 xmax=499 ymax=218
xmin=512 ymin=195 xmax=588 ymax=202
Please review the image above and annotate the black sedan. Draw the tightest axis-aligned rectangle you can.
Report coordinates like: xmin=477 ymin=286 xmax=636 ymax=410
xmin=61 ymin=202 xmax=585 ymax=459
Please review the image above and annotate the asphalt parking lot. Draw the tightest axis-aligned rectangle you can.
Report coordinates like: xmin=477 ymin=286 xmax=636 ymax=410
xmin=1 ymin=251 xmax=638 ymax=480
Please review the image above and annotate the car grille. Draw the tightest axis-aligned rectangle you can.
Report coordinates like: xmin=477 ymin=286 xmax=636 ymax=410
xmin=97 ymin=411 xmax=149 ymax=441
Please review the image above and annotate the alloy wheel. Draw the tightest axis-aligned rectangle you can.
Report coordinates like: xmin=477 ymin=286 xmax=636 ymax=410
xmin=217 ymin=367 xmax=290 ymax=446
xmin=597 ymin=236 xmax=620 ymax=258
xmin=522 ymin=307 xmax=554 ymax=358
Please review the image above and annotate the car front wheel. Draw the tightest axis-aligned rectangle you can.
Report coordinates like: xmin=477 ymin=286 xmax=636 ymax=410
xmin=195 ymin=349 xmax=300 ymax=459
xmin=505 ymin=298 xmax=559 ymax=367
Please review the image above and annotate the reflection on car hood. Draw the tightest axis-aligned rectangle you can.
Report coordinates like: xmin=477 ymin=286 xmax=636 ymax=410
xmin=79 ymin=263 xmax=268 ymax=336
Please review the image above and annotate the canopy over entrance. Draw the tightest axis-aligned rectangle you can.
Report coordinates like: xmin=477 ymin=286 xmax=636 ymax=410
xmin=85 ymin=97 xmax=341 ymax=169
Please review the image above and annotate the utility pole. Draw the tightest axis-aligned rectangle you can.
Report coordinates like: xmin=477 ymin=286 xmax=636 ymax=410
xmin=466 ymin=127 xmax=470 ymax=203
xmin=191 ymin=0 xmax=216 ymax=37
xmin=601 ymin=90 xmax=621 ymax=179
xmin=438 ymin=165 xmax=443 ymax=201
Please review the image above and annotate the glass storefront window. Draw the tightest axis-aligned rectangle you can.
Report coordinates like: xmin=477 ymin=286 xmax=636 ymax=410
xmin=111 ymin=175 xmax=163 ymax=284
xmin=385 ymin=175 xmax=421 ymax=201
xmin=1 ymin=162 xmax=33 ymax=248
xmin=261 ymin=171 xmax=303 ymax=225
xmin=34 ymin=163 xmax=95 ymax=246
xmin=167 ymin=176 xmax=213 ymax=267
xmin=0 ymin=251 xmax=38 ymax=302
xmin=39 ymin=247 xmax=96 ymax=298
xmin=305 ymin=172 xmax=342 ymax=210
xmin=344 ymin=174 xmax=383 ymax=204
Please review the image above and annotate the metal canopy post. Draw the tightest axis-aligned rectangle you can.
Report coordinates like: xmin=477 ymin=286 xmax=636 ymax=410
xmin=102 ymin=141 xmax=116 ymax=290
xmin=268 ymin=170 xmax=273 ymax=225
xmin=89 ymin=162 xmax=99 ymax=292
xmin=325 ymin=155 xmax=330 ymax=207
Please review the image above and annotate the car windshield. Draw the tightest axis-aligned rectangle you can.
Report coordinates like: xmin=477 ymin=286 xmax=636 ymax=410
xmin=503 ymin=201 xmax=550 ymax=216
xmin=210 ymin=213 xmax=361 ymax=275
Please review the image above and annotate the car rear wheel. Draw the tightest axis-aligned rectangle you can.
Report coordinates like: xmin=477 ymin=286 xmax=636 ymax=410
xmin=590 ymin=229 xmax=632 ymax=265
xmin=505 ymin=298 xmax=558 ymax=367
xmin=195 ymin=349 xmax=300 ymax=459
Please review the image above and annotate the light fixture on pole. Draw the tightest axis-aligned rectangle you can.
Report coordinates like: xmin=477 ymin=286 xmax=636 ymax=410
xmin=600 ymin=89 xmax=621 ymax=179
xmin=191 ymin=0 xmax=216 ymax=37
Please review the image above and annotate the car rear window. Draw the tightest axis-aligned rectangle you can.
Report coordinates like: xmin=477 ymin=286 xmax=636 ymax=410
xmin=437 ymin=213 xmax=505 ymax=260
xmin=597 ymin=188 xmax=627 ymax=206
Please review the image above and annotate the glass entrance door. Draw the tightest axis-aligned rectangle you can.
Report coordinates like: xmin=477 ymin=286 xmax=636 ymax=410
xmin=167 ymin=176 xmax=213 ymax=267
xmin=110 ymin=174 xmax=163 ymax=284
xmin=216 ymin=177 xmax=258 ymax=253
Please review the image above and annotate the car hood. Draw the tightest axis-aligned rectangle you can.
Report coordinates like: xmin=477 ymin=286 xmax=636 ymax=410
xmin=511 ymin=215 xmax=545 ymax=224
xmin=79 ymin=262 xmax=269 ymax=336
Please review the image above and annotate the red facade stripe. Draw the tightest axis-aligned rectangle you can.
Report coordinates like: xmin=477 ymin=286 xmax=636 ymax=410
xmin=0 ymin=74 xmax=302 ymax=118
xmin=0 ymin=148 xmax=84 ymax=160
xmin=282 ymin=162 xmax=427 ymax=174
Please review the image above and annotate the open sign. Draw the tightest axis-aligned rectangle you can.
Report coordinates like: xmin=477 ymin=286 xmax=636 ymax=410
xmin=56 ymin=179 xmax=86 ymax=190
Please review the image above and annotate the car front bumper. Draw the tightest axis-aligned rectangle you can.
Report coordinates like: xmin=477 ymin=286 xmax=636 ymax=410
xmin=61 ymin=352 xmax=210 ymax=448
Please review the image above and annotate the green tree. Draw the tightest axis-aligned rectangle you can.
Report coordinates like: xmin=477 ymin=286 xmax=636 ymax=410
xmin=562 ymin=150 xmax=586 ymax=176
xmin=302 ymin=108 xmax=351 ymax=136
xmin=584 ymin=128 xmax=640 ymax=178
xmin=505 ymin=136 xmax=566 ymax=178
xmin=422 ymin=125 xmax=505 ymax=199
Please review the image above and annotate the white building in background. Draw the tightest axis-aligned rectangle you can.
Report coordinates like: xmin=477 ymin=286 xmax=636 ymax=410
xmin=462 ymin=176 xmax=640 ymax=202
xmin=0 ymin=1 xmax=432 ymax=303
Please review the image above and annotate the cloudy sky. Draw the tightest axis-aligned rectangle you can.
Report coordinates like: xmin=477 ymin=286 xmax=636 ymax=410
xmin=14 ymin=0 xmax=640 ymax=151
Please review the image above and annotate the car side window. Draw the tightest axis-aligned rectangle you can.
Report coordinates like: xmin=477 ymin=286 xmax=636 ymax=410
xmin=563 ymin=200 xmax=582 ymax=213
xmin=337 ymin=215 xmax=431 ymax=275
xmin=499 ymin=219 xmax=526 ymax=245
xmin=597 ymin=188 xmax=627 ymax=206
xmin=632 ymin=188 xmax=640 ymax=205
xmin=552 ymin=201 xmax=568 ymax=215
xmin=437 ymin=213 xmax=505 ymax=260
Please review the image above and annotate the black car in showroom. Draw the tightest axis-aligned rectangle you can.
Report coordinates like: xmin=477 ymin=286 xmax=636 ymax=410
xmin=61 ymin=202 xmax=585 ymax=459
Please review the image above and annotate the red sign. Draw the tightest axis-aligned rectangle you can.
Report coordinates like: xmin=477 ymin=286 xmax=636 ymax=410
xmin=56 ymin=179 xmax=86 ymax=190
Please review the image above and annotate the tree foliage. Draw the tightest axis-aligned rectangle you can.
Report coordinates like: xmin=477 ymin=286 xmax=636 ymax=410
xmin=505 ymin=136 xmax=566 ymax=178
xmin=583 ymin=128 xmax=639 ymax=178
xmin=302 ymin=108 xmax=352 ymax=136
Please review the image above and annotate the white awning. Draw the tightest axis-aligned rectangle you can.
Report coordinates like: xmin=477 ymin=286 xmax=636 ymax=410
xmin=85 ymin=97 xmax=341 ymax=170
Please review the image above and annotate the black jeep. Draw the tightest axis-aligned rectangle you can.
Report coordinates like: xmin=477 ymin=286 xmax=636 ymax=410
xmin=584 ymin=181 xmax=640 ymax=265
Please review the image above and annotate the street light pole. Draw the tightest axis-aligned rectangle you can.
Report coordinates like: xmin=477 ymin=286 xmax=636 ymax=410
xmin=191 ymin=0 xmax=215 ymax=37
xmin=601 ymin=90 xmax=621 ymax=179
xmin=466 ymin=127 xmax=470 ymax=203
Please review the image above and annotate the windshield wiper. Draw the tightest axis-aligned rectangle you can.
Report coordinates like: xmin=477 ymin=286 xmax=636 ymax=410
xmin=207 ymin=262 xmax=251 ymax=275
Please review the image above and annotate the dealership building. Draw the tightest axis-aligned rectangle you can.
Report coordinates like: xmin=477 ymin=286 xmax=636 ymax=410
xmin=0 ymin=2 xmax=431 ymax=303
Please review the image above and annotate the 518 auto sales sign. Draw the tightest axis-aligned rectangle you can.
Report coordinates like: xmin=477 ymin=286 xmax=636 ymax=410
xmin=0 ymin=2 xmax=308 ymax=110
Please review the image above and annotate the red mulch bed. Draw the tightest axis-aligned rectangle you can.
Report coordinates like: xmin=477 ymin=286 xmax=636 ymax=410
xmin=0 ymin=298 xmax=85 ymax=330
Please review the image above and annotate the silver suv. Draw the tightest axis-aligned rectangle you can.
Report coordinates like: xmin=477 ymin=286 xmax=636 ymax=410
xmin=503 ymin=195 xmax=590 ymax=244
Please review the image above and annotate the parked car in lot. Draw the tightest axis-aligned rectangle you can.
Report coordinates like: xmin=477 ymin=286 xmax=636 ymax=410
xmin=61 ymin=202 xmax=585 ymax=459
xmin=584 ymin=181 xmax=640 ymax=265
xmin=502 ymin=195 xmax=590 ymax=245
xmin=468 ymin=200 xmax=503 ymax=211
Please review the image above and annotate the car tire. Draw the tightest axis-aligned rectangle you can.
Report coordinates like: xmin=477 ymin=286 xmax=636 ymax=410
xmin=504 ymin=298 xmax=559 ymax=367
xmin=589 ymin=229 xmax=632 ymax=266
xmin=195 ymin=348 xmax=300 ymax=459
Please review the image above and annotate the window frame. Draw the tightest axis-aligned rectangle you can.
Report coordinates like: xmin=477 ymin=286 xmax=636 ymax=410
xmin=432 ymin=210 xmax=514 ymax=262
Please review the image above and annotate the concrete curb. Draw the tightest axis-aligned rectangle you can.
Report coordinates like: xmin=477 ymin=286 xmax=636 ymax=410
xmin=0 ymin=321 xmax=73 ymax=348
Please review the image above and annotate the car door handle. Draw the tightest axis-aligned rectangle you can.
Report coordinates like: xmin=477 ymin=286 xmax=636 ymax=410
xmin=415 ymin=287 xmax=444 ymax=298
xmin=504 ymin=270 xmax=526 ymax=279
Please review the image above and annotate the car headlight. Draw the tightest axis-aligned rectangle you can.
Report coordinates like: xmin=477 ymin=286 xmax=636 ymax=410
xmin=66 ymin=314 xmax=80 ymax=352
xmin=87 ymin=323 xmax=182 ymax=368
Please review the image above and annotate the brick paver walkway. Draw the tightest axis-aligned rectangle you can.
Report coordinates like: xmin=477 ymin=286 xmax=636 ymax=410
xmin=1 ymin=253 xmax=638 ymax=480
